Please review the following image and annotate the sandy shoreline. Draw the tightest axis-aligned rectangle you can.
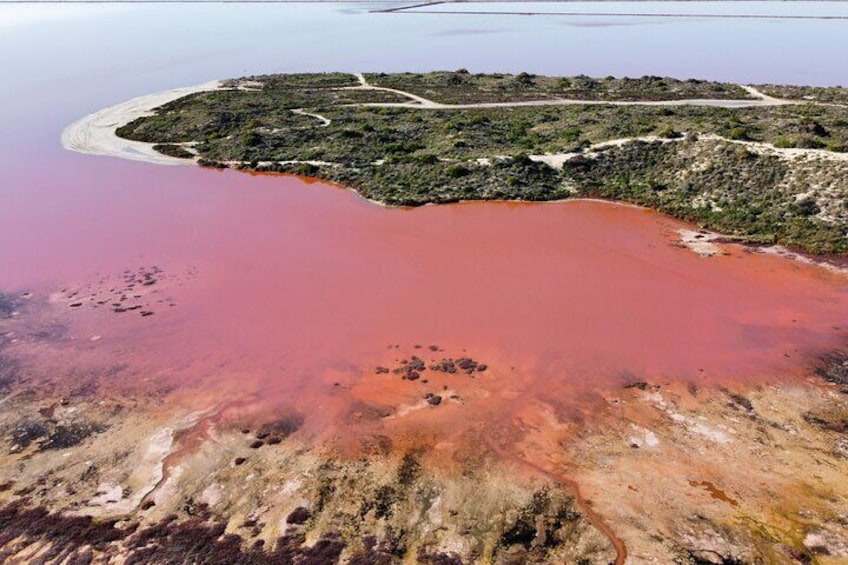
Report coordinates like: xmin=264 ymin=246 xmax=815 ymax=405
xmin=60 ymin=80 xmax=223 ymax=166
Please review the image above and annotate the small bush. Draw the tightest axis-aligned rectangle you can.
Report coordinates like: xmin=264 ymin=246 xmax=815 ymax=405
xmin=728 ymin=127 xmax=751 ymax=141
xmin=152 ymin=144 xmax=194 ymax=159
xmin=445 ymin=164 xmax=470 ymax=178
xmin=657 ymin=125 xmax=682 ymax=139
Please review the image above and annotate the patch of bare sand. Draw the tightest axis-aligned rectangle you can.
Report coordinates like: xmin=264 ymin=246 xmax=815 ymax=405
xmin=60 ymin=81 xmax=223 ymax=166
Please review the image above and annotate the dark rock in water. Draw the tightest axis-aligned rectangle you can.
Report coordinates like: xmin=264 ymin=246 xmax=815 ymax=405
xmin=140 ymin=311 xmax=154 ymax=317
xmin=476 ymin=364 xmax=487 ymax=372
xmin=407 ymin=371 xmax=420 ymax=381
xmin=429 ymin=345 xmax=440 ymax=352
xmin=69 ymin=302 xmax=83 ymax=308
xmin=624 ymin=381 xmax=648 ymax=390
xmin=427 ymin=395 xmax=442 ymax=406
xmin=408 ymin=357 xmax=426 ymax=372
xmin=249 ymin=440 xmax=264 ymax=449
xmin=259 ymin=414 xmax=305 ymax=438
xmin=431 ymin=359 xmax=458 ymax=374
xmin=375 ymin=366 xmax=389 ymax=374
xmin=113 ymin=307 xmax=127 ymax=313
xmin=456 ymin=357 xmax=477 ymax=371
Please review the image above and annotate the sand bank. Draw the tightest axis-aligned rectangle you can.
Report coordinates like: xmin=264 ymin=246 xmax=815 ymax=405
xmin=60 ymin=80 xmax=222 ymax=166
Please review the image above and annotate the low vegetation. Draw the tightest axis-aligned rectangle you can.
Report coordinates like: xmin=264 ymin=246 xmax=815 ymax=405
xmin=117 ymin=72 xmax=848 ymax=254
xmin=365 ymin=70 xmax=756 ymax=104
xmin=152 ymin=144 xmax=194 ymax=159
xmin=756 ymin=83 xmax=848 ymax=105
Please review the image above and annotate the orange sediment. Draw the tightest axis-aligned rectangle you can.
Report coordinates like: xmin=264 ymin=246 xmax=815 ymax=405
xmin=483 ymin=436 xmax=628 ymax=565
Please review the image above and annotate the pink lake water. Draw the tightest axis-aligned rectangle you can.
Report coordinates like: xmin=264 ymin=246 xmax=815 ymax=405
xmin=1 ymin=2 xmax=848 ymax=437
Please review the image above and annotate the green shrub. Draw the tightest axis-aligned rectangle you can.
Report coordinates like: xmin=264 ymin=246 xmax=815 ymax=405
xmin=728 ymin=127 xmax=750 ymax=141
xmin=152 ymin=144 xmax=195 ymax=159
xmin=242 ymin=132 xmax=261 ymax=147
xmin=657 ymin=125 xmax=682 ymax=139
xmin=445 ymin=164 xmax=470 ymax=178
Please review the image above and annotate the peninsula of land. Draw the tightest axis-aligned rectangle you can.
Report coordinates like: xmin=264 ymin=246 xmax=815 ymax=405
xmin=63 ymin=71 xmax=848 ymax=255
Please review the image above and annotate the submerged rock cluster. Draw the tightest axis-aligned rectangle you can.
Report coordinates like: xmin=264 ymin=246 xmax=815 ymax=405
xmin=377 ymin=350 xmax=488 ymax=382
xmin=59 ymin=265 xmax=197 ymax=319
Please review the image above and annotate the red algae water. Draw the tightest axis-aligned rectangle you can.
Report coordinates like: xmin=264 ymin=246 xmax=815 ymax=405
xmin=2 ymin=157 xmax=847 ymax=447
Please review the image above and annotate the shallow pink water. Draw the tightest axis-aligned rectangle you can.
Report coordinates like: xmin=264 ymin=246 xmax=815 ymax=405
xmin=2 ymin=159 xmax=847 ymax=424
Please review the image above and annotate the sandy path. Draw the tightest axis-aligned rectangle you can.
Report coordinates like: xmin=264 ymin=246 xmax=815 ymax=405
xmin=292 ymin=108 xmax=332 ymax=127
xmin=358 ymin=92 xmax=791 ymax=110
xmin=347 ymin=72 xmax=438 ymax=106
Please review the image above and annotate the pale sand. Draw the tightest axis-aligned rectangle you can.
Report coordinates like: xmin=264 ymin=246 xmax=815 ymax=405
xmin=61 ymin=80 xmax=223 ymax=166
xmin=676 ymin=228 xmax=724 ymax=257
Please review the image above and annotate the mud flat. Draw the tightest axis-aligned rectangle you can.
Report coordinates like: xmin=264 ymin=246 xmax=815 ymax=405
xmin=2 ymin=286 xmax=848 ymax=563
